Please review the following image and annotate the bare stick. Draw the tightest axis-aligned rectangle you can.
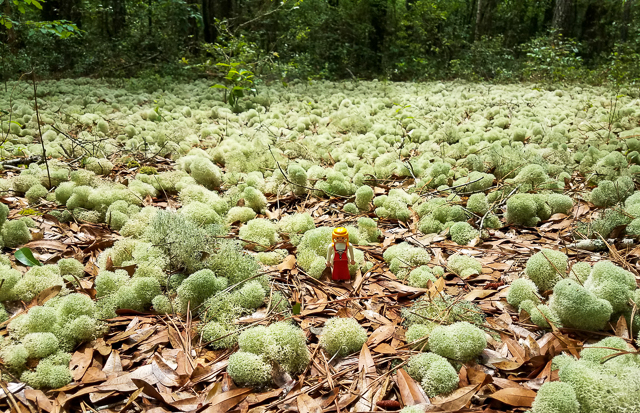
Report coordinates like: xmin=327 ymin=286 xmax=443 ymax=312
xmin=30 ymin=70 xmax=51 ymax=188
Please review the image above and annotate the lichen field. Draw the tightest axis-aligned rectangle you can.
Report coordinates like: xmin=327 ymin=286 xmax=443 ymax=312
xmin=0 ymin=78 xmax=639 ymax=412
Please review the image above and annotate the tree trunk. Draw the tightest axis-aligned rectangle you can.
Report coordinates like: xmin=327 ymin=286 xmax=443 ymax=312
xmin=621 ymin=0 xmax=632 ymax=42
xmin=202 ymin=0 xmax=216 ymax=43
xmin=475 ymin=0 xmax=496 ymax=41
xmin=552 ymin=0 xmax=572 ymax=35
xmin=202 ymin=0 xmax=233 ymax=43
xmin=2 ymin=1 xmax=16 ymax=48
xmin=111 ymin=0 xmax=127 ymax=37
xmin=187 ymin=0 xmax=199 ymax=47
xmin=369 ymin=0 xmax=388 ymax=73
xmin=42 ymin=0 xmax=82 ymax=26
xmin=148 ymin=0 xmax=152 ymax=35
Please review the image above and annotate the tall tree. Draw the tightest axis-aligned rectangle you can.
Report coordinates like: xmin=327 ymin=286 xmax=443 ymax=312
xmin=621 ymin=0 xmax=632 ymax=42
xmin=551 ymin=0 xmax=572 ymax=35
xmin=369 ymin=0 xmax=388 ymax=72
xmin=112 ymin=0 xmax=127 ymax=37
xmin=474 ymin=0 xmax=496 ymax=41
xmin=202 ymin=0 xmax=233 ymax=43
xmin=42 ymin=0 xmax=82 ymax=26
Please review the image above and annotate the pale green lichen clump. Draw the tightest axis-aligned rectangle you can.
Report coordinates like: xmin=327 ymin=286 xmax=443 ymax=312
xmin=448 ymin=255 xmax=482 ymax=279
xmin=319 ymin=317 xmax=367 ymax=357
xmin=406 ymin=352 xmax=459 ymax=397
xmin=525 ymin=249 xmax=568 ymax=291
xmin=531 ymin=382 xmax=580 ymax=413
xmin=583 ymin=260 xmax=636 ymax=313
xmin=227 ymin=352 xmax=272 ymax=388
xmin=550 ymin=279 xmax=613 ymax=331
xmin=506 ymin=278 xmax=540 ymax=309
xmin=405 ymin=322 xmax=436 ymax=350
xmin=520 ymin=300 xmax=561 ymax=329
xmin=449 ymin=222 xmax=479 ymax=245
xmin=428 ymin=322 xmax=486 ymax=362
xmin=538 ymin=336 xmax=640 ymax=413
xmin=238 ymin=322 xmax=309 ymax=375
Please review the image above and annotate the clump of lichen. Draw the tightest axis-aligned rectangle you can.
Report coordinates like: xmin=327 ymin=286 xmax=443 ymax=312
xmin=402 ymin=294 xmax=485 ymax=327
xmin=383 ymin=242 xmax=430 ymax=279
xmin=506 ymin=278 xmax=539 ymax=309
xmin=543 ymin=336 xmax=640 ymax=413
xmin=505 ymin=194 xmax=553 ymax=227
xmin=428 ymin=322 xmax=486 ymax=362
xmin=237 ymin=322 xmax=309 ymax=376
xmin=448 ymin=254 xmax=482 ymax=279
xmin=584 ymin=260 xmax=636 ymax=313
xmin=520 ymin=300 xmax=562 ymax=329
xmin=549 ymin=278 xmax=613 ymax=331
xmin=406 ymin=352 xmax=459 ymax=397
xmin=530 ymin=382 xmax=580 ymax=413
xmin=319 ymin=317 xmax=367 ymax=357
xmin=449 ymin=222 xmax=479 ymax=245
xmin=525 ymin=249 xmax=567 ymax=291
xmin=227 ymin=352 xmax=272 ymax=388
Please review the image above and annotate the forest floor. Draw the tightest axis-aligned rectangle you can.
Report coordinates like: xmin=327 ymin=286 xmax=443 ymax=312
xmin=3 ymin=170 xmax=634 ymax=413
xmin=0 ymin=79 xmax=638 ymax=413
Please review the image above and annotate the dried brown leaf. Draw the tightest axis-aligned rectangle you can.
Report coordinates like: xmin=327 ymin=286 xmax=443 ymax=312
xmin=395 ymin=368 xmax=429 ymax=406
xmin=487 ymin=387 xmax=536 ymax=407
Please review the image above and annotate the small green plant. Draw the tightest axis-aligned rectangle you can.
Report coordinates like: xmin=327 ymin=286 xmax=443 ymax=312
xmin=212 ymin=63 xmax=257 ymax=108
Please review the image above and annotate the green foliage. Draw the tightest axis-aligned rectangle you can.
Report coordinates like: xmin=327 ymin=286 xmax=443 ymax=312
xmin=522 ymin=31 xmax=584 ymax=82
xmin=15 ymin=247 xmax=41 ymax=267
xmin=139 ymin=166 xmax=158 ymax=175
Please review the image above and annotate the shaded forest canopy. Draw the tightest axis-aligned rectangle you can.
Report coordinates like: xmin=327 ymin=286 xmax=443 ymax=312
xmin=1 ymin=0 xmax=640 ymax=84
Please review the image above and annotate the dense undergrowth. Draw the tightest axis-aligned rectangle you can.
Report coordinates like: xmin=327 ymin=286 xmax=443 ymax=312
xmin=0 ymin=78 xmax=639 ymax=411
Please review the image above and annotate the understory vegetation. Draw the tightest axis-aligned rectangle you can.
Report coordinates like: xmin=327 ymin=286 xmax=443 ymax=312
xmin=0 ymin=78 xmax=639 ymax=411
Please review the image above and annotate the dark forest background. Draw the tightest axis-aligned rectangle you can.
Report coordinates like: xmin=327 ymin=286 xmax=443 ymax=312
xmin=1 ymin=0 xmax=640 ymax=85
